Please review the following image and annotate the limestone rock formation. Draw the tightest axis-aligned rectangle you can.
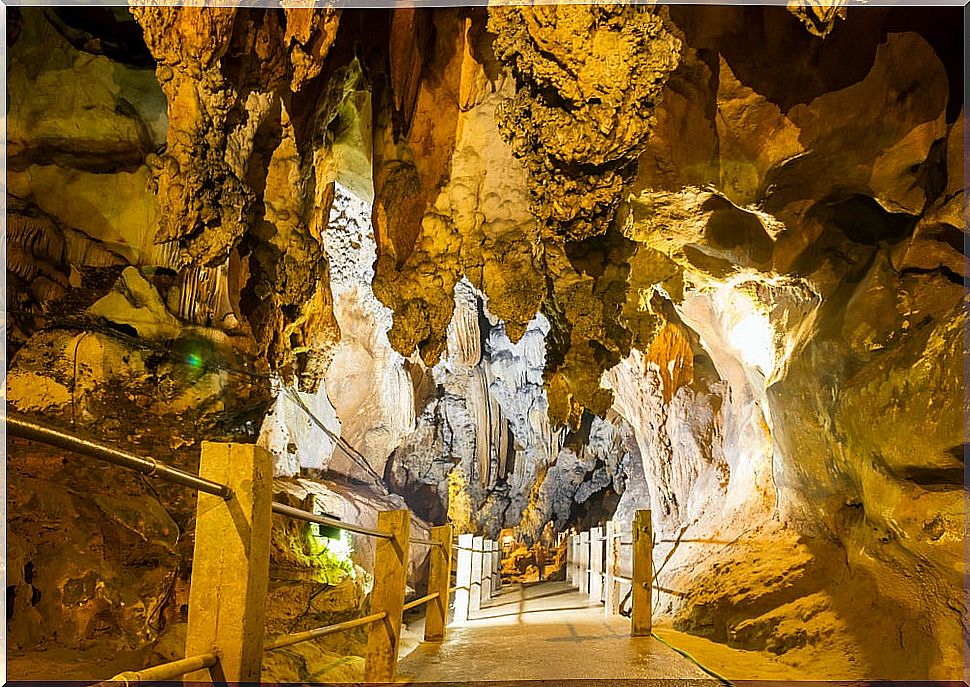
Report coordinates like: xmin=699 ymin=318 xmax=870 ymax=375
xmin=371 ymin=9 xmax=545 ymax=366
xmin=5 ymin=4 xmax=966 ymax=682
xmin=488 ymin=4 xmax=681 ymax=240
xmin=599 ymin=11 xmax=965 ymax=678
xmin=130 ymin=6 xmax=344 ymax=386
xmin=787 ymin=0 xmax=847 ymax=38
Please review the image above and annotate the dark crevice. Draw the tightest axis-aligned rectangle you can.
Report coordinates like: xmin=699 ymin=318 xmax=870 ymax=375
xmin=899 ymin=265 xmax=964 ymax=287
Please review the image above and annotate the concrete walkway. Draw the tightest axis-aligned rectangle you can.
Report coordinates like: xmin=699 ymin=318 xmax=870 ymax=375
xmin=398 ymin=581 xmax=716 ymax=685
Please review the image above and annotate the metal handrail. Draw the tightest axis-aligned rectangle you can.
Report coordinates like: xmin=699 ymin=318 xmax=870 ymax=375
xmin=6 ymin=412 xmax=398 ymax=541
xmin=106 ymin=653 xmax=218 ymax=683
xmin=11 ymin=411 xmax=480 ymax=677
xmin=402 ymin=592 xmax=439 ymax=612
xmin=271 ymin=502 xmax=391 ymax=540
xmin=4 ymin=412 xmax=232 ymax=498
xmin=264 ymin=612 xmax=387 ymax=651
xmin=412 ymin=537 xmax=442 ymax=547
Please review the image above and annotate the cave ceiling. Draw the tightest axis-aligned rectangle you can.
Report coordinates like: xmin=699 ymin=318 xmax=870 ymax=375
xmin=116 ymin=4 xmax=966 ymax=427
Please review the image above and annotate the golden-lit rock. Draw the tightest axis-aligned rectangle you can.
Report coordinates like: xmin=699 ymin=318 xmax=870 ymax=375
xmin=633 ymin=43 xmax=719 ymax=193
xmin=714 ymin=58 xmax=804 ymax=206
xmin=129 ymin=6 xmax=248 ymax=266
xmin=372 ymin=10 xmax=545 ymax=365
xmin=488 ymin=4 xmax=681 ymax=239
xmin=786 ymin=0 xmax=847 ymax=38
xmin=764 ymin=32 xmax=949 ymax=226
xmin=87 ymin=267 xmax=182 ymax=340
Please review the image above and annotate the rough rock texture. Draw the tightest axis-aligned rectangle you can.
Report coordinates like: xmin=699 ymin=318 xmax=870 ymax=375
xmin=5 ymin=318 xmax=267 ymax=657
xmin=787 ymin=1 xmax=847 ymax=38
xmin=6 ymin=10 xmax=169 ymax=358
xmin=364 ymin=7 xmax=682 ymax=428
xmin=127 ymin=6 xmax=339 ymax=264
xmin=323 ymin=187 xmax=416 ymax=477
xmin=5 ymin=11 xmax=411 ymax=681
xmin=600 ymin=8 xmax=965 ymax=679
xmin=385 ymin=278 xmax=639 ymax=540
xmin=487 ymin=4 xmax=681 ymax=240
xmin=129 ymin=6 xmax=345 ymax=386
xmin=371 ymin=9 xmax=545 ymax=365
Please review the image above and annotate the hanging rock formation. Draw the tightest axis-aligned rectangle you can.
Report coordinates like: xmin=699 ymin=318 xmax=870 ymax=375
xmin=488 ymin=4 xmax=681 ymax=241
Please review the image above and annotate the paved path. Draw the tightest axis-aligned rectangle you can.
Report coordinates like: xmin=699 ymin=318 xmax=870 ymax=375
xmin=398 ymin=581 xmax=715 ymax=685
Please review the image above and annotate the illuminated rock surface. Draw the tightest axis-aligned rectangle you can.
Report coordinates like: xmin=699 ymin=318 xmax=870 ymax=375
xmin=4 ymin=4 xmax=964 ymax=682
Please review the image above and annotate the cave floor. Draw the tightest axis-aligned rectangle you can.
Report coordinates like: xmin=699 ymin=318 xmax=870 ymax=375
xmin=397 ymin=581 xmax=715 ymax=684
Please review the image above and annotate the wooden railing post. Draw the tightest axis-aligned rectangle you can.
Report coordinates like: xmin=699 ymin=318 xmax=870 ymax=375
xmin=579 ymin=531 xmax=590 ymax=594
xmin=566 ymin=534 xmax=574 ymax=586
xmin=364 ymin=509 xmax=410 ymax=682
xmin=425 ymin=524 xmax=453 ymax=641
xmin=590 ymin=526 xmax=604 ymax=603
xmin=604 ymin=521 xmax=617 ymax=616
xmin=454 ymin=533 xmax=473 ymax=623
xmin=184 ymin=442 xmax=273 ymax=683
xmin=632 ymin=509 xmax=653 ymax=636
xmin=470 ymin=536 xmax=484 ymax=612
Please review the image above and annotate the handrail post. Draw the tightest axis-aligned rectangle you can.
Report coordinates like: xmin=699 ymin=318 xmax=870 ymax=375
xmin=364 ymin=509 xmax=410 ymax=682
xmin=470 ymin=536 xmax=484 ymax=612
xmin=632 ymin=509 xmax=653 ymax=636
xmin=425 ymin=524 xmax=453 ymax=641
xmin=570 ymin=534 xmax=579 ymax=587
xmin=184 ymin=442 xmax=273 ymax=682
xmin=579 ymin=531 xmax=590 ymax=594
xmin=454 ymin=533 xmax=472 ymax=623
xmin=482 ymin=540 xmax=493 ymax=601
xmin=590 ymin=526 xmax=604 ymax=603
xmin=492 ymin=540 xmax=502 ymax=592
xmin=566 ymin=534 xmax=574 ymax=587
xmin=604 ymin=521 xmax=617 ymax=616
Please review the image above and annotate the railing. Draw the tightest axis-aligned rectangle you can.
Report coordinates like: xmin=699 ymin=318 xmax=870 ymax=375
xmin=451 ymin=534 xmax=502 ymax=622
xmin=565 ymin=510 xmax=653 ymax=636
xmin=4 ymin=411 xmax=501 ymax=684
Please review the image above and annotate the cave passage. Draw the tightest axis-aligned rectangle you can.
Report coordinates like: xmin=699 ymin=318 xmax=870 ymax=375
xmin=4 ymin=2 xmax=966 ymax=684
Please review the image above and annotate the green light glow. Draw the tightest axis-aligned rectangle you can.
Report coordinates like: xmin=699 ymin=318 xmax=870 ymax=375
xmin=308 ymin=522 xmax=356 ymax=581
xmin=186 ymin=352 xmax=204 ymax=370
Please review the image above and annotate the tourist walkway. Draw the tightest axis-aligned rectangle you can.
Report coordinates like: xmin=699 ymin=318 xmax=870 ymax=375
xmin=398 ymin=581 xmax=716 ymax=684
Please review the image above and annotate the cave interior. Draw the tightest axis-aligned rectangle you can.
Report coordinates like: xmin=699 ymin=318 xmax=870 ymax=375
xmin=3 ymin=2 xmax=967 ymax=683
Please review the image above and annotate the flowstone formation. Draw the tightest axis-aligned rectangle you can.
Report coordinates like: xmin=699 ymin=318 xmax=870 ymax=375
xmin=384 ymin=279 xmax=641 ymax=539
xmin=280 ymin=185 xmax=640 ymax=540
xmin=599 ymin=7 xmax=965 ymax=678
xmin=370 ymin=8 xmax=546 ymax=366
xmin=367 ymin=6 xmax=684 ymax=426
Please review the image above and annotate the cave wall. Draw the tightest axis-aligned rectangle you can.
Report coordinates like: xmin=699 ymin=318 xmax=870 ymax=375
xmin=603 ymin=7 xmax=966 ymax=678
xmin=4 ymin=9 xmax=426 ymax=679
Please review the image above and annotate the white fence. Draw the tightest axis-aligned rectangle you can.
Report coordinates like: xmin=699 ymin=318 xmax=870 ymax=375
xmin=565 ymin=510 xmax=653 ymax=635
